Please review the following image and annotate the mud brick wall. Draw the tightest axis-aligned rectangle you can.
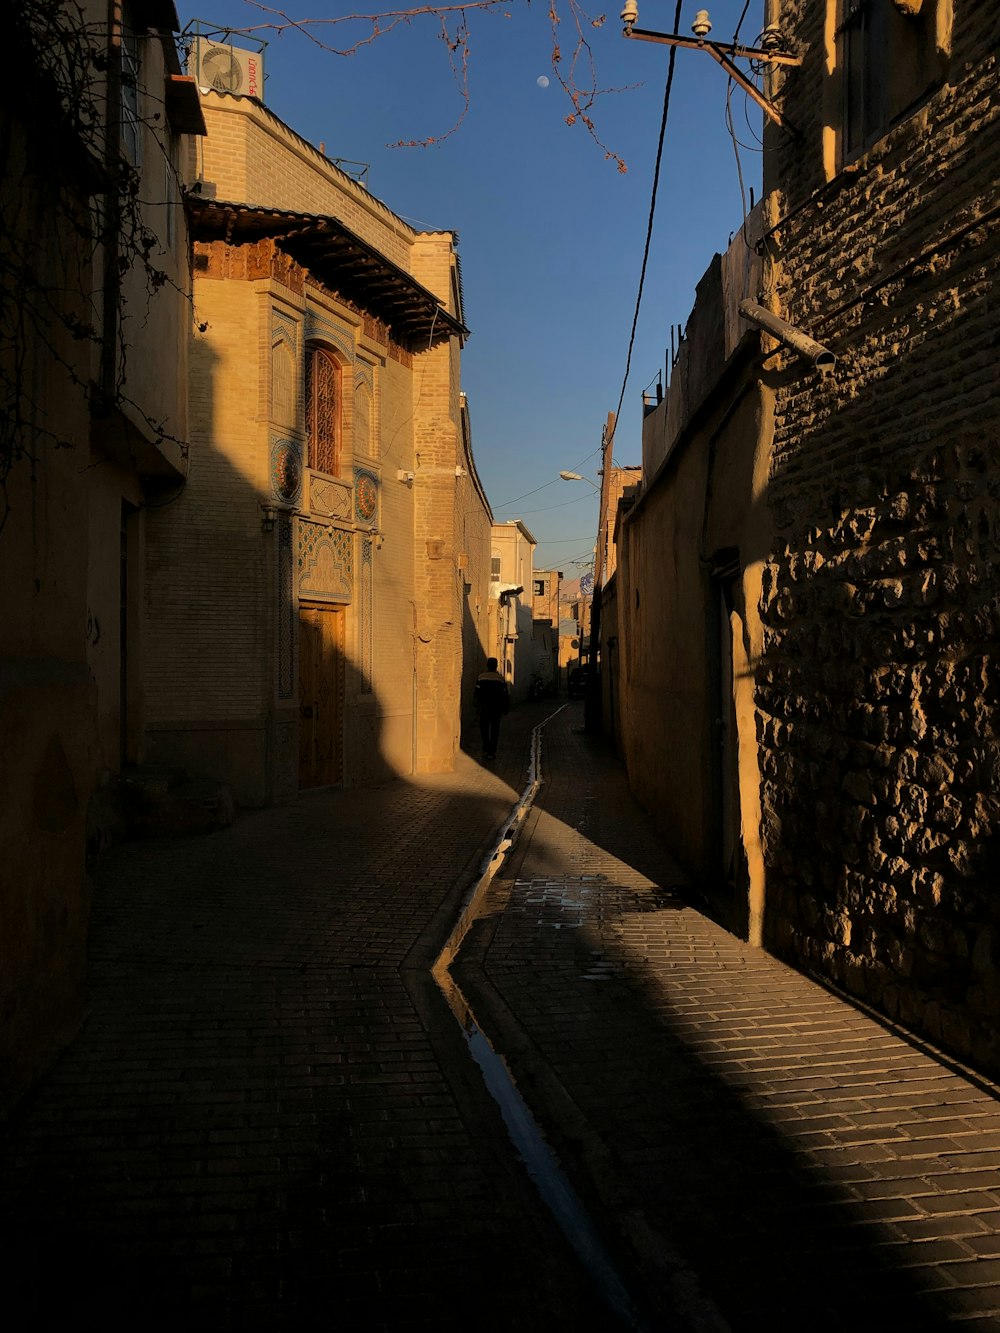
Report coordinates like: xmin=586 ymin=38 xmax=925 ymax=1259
xmin=756 ymin=2 xmax=1000 ymax=1074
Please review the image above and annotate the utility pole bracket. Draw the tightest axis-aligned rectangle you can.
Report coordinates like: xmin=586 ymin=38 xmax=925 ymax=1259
xmin=622 ymin=24 xmax=800 ymax=134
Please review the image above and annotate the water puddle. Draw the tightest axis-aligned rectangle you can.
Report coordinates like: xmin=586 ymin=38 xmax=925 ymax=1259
xmin=433 ymin=710 xmax=651 ymax=1331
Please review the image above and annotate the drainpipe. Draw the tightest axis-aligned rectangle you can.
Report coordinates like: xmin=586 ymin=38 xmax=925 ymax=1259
xmin=738 ymin=300 xmax=836 ymax=373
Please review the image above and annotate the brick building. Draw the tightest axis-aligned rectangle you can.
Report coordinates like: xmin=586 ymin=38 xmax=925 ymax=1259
xmin=558 ymin=574 xmax=594 ymax=686
xmin=489 ymin=520 xmax=537 ymax=699
xmin=457 ymin=393 xmax=497 ymax=743
xmin=612 ymin=0 xmax=1000 ymax=1076
xmin=141 ymin=89 xmax=486 ymax=802
xmin=611 ymin=206 xmax=769 ymax=936
xmin=0 ymin=1 xmax=205 ymax=1111
xmin=530 ymin=569 xmax=562 ymax=694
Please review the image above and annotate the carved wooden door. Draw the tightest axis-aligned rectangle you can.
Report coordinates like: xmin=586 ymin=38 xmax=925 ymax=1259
xmin=298 ymin=604 xmax=345 ymax=788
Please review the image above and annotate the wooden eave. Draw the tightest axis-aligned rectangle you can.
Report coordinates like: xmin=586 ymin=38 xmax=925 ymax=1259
xmin=187 ymin=198 xmax=469 ymax=348
xmin=165 ymin=75 xmax=207 ymax=136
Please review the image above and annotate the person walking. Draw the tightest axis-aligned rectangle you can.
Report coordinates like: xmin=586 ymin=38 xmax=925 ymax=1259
xmin=474 ymin=657 xmax=509 ymax=761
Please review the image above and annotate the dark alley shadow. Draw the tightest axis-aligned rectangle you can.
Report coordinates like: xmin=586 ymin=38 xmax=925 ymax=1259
xmin=2 ymin=698 xmax=996 ymax=1330
xmin=0 ymin=698 xmax=595 ymax=1331
xmin=453 ymin=704 xmax=1000 ymax=1331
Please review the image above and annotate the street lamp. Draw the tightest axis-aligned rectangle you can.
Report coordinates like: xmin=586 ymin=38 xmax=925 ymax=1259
xmin=559 ymin=470 xmax=600 ymax=490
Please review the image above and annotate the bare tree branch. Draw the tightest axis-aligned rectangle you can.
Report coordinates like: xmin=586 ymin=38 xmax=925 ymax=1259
xmin=189 ymin=1 xmax=635 ymax=162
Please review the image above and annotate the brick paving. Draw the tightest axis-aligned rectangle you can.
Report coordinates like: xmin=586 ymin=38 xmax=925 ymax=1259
xmin=0 ymin=706 xmax=594 ymax=1331
xmin=454 ymin=705 xmax=1000 ymax=1331
xmin=4 ymin=701 xmax=1000 ymax=1330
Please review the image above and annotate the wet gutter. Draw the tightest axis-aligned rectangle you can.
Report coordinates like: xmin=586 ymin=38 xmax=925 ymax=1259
xmin=432 ymin=707 xmax=652 ymax=1331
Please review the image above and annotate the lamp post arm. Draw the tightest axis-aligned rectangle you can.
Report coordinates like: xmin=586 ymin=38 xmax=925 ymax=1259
xmin=623 ymin=28 xmax=800 ymax=134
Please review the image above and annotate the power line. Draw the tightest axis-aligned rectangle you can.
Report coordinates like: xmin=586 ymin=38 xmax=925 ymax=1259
xmin=534 ymin=534 xmax=595 ymax=545
xmin=606 ymin=0 xmax=684 ymax=469
xmin=492 ymin=476 xmax=563 ymax=508
xmin=733 ymin=0 xmax=753 ymax=44
xmin=517 ymin=493 xmax=597 ymax=517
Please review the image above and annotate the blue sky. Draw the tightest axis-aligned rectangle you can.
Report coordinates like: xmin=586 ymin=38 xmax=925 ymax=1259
xmin=177 ymin=1 xmax=764 ymax=572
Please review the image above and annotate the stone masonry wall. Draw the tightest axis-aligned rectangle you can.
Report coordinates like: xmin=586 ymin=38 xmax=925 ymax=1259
xmin=756 ymin=1 xmax=1000 ymax=1073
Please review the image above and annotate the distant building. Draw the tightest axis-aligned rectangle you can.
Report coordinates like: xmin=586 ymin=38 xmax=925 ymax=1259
xmin=531 ymin=569 xmax=562 ymax=693
xmin=490 ymin=520 xmax=536 ymax=698
xmin=558 ymin=574 xmax=593 ymax=686
xmin=598 ymin=467 xmax=641 ymax=586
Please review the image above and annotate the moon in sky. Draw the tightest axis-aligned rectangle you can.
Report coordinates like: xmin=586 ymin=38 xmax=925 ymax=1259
xmin=536 ymin=75 xmax=550 ymax=88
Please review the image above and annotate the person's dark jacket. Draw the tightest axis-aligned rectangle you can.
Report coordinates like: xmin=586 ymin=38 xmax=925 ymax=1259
xmin=474 ymin=670 xmax=509 ymax=716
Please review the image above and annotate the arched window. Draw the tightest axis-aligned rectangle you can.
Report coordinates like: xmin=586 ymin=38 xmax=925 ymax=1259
xmin=271 ymin=337 xmax=295 ymax=427
xmin=305 ymin=345 xmax=341 ymax=476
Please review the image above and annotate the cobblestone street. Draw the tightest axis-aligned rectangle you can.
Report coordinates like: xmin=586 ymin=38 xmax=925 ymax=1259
xmin=3 ymin=702 xmax=1000 ymax=1330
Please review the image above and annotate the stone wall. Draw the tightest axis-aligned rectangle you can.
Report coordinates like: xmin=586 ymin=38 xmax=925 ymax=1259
xmin=1 ymin=1 xmax=200 ymax=1113
xmin=756 ymin=0 xmax=1000 ymax=1072
xmin=457 ymin=397 xmax=494 ymax=745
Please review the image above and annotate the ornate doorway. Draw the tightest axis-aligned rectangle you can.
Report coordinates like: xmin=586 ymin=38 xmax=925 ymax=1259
xmin=298 ymin=603 xmax=345 ymax=788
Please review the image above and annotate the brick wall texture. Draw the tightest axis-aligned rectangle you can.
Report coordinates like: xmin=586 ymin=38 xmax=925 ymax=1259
xmin=192 ymin=96 xmax=420 ymax=271
xmin=150 ymin=91 xmax=487 ymax=793
xmin=756 ymin=0 xmax=1000 ymax=1073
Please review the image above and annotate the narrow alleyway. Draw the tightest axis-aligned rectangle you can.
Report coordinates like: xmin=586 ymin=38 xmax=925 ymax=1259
xmin=0 ymin=706 xmax=593 ymax=1331
xmin=3 ymin=703 xmax=1000 ymax=1330
xmin=455 ymin=708 xmax=1000 ymax=1330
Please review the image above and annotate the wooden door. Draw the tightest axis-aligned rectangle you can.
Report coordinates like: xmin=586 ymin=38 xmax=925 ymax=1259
xmin=298 ymin=604 xmax=345 ymax=788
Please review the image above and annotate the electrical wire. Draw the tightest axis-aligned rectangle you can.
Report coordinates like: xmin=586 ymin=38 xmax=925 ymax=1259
xmin=726 ymin=78 xmax=751 ymax=244
xmin=534 ymin=534 xmax=595 ymax=545
xmin=605 ymin=0 xmax=684 ymax=469
xmin=745 ymin=89 xmax=765 ymax=148
xmin=517 ymin=492 xmax=598 ymax=517
xmin=727 ymin=1 xmax=764 ymax=251
xmin=492 ymin=476 xmax=565 ymax=509
xmin=732 ymin=0 xmax=753 ymax=45
xmin=725 ymin=77 xmax=764 ymax=152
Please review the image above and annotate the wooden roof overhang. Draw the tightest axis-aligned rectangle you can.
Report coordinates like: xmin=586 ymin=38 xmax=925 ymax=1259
xmin=188 ymin=198 xmax=468 ymax=349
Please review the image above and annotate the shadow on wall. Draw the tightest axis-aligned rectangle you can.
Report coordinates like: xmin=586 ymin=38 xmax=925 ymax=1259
xmin=618 ymin=312 xmax=1000 ymax=1077
xmin=452 ymin=715 xmax=978 ymax=1331
xmin=140 ymin=328 xmax=404 ymax=809
xmin=759 ymin=402 xmax=1000 ymax=1076
xmin=3 ymin=708 xmax=978 ymax=1328
xmin=460 ymin=594 xmax=489 ymax=750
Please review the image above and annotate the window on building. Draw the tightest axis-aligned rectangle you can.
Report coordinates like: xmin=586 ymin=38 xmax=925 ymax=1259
xmin=164 ymin=156 xmax=176 ymax=251
xmin=491 ymin=555 xmax=501 ymax=584
xmin=534 ymin=579 xmax=545 ymax=596
xmin=305 ymin=345 xmax=341 ymax=475
xmin=840 ymin=0 xmax=888 ymax=158
xmin=836 ymin=0 xmax=946 ymax=163
xmin=120 ymin=19 xmax=142 ymax=165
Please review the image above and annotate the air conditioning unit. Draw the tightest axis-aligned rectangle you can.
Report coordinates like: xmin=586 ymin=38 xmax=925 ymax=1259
xmin=192 ymin=38 xmax=265 ymax=101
